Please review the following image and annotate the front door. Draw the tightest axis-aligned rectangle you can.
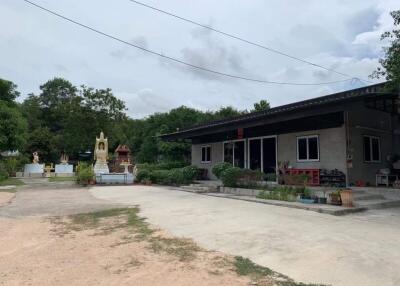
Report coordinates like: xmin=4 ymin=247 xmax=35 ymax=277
xmin=248 ymin=137 xmax=277 ymax=179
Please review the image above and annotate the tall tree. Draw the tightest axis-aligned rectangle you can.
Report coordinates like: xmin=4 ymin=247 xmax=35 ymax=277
xmin=371 ymin=10 xmax=400 ymax=90
xmin=0 ymin=79 xmax=27 ymax=151
xmin=252 ymin=100 xmax=270 ymax=112
xmin=0 ymin=79 xmax=20 ymax=103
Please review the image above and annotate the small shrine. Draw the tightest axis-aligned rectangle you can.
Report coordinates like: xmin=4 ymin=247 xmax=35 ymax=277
xmin=115 ymin=144 xmax=132 ymax=165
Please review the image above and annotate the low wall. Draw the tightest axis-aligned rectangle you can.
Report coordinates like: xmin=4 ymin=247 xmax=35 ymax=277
xmin=220 ymin=186 xmax=262 ymax=197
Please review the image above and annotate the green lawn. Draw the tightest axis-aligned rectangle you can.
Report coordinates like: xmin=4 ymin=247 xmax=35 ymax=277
xmin=0 ymin=178 xmax=25 ymax=186
xmin=49 ymin=176 xmax=77 ymax=182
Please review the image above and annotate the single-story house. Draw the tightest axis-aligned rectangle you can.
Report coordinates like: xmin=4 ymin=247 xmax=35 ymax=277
xmin=161 ymin=82 xmax=400 ymax=186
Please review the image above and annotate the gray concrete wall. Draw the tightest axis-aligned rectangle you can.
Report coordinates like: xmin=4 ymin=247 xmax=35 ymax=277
xmin=192 ymin=142 xmax=223 ymax=179
xmin=346 ymin=104 xmax=395 ymax=185
xmin=277 ymin=126 xmax=347 ymax=177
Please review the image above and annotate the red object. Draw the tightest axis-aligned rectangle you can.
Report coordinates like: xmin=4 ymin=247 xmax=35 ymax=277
xmin=285 ymin=168 xmax=320 ymax=186
xmin=237 ymin=128 xmax=244 ymax=139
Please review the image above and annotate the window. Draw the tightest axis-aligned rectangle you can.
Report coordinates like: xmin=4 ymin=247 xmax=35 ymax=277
xmin=201 ymin=146 xmax=211 ymax=163
xmin=224 ymin=140 xmax=245 ymax=168
xmin=297 ymin=135 xmax=319 ymax=161
xmin=363 ymin=136 xmax=380 ymax=162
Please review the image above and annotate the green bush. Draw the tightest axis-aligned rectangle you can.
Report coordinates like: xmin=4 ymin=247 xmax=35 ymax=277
xmin=256 ymin=186 xmax=310 ymax=202
xmin=76 ymin=162 xmax=94 ymax=186
xmin=137 ymin=165 xmax=200 ymax=186
xmin=0 ymin=163 xmax=9 ymax=182
xmin=136 ymin=161 xmax=187 ymax=172
xmin=212 ymin=162 xmax=233 ymax=179
xmin=1 ymin=156 xmax=28 ymax=176
xmin=220 ymin=167 xmax=242 ymax=187
xmin=136 ymin=169 xmax=151 ymax=182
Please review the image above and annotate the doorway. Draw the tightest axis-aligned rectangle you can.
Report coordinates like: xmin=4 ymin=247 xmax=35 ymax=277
xmin=248 ymin=136 xmax=277 ymax=180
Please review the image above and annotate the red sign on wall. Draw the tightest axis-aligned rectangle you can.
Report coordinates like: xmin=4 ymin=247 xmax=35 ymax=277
xmin=237 ymin=128 xmax=244 ymax=139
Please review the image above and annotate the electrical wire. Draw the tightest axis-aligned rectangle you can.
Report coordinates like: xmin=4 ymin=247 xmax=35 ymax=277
xmin=22 ymin=0 xmax=356 ymax=86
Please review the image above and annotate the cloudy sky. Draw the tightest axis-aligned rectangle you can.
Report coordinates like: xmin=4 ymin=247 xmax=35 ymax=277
xmin=1 ymin=0 xmax=398 ymax=118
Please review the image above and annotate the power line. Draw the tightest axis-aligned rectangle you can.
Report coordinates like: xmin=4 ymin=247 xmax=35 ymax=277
xmin=127 ymin=0 xmax=372 ymax=84
xmin=22 ymin=0 xmax=355 ymax=86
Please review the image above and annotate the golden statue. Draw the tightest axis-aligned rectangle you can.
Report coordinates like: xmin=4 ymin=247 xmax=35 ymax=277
xmin=93 ymin=131 xmax=109 ymax=174
xmin=60 ymin=153 xmax=69 ymax=165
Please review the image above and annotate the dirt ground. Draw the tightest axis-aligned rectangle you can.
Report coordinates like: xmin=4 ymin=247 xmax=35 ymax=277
xmin=0 ymin=214 xmax=260 ymax=286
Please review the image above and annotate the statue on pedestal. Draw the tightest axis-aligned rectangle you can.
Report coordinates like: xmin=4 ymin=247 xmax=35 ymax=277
xmin=32 ymin=152 xmax=39 ymax=164
xmin=60 ymin=154 xmax=69 ymax=165
xmin=93 ymin=131 xmax=109 ymax=174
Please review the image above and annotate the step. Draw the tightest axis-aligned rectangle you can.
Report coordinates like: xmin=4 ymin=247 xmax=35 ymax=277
xmin=179 ymin=185 xmax=217 ymax=193
xmin=353 ymin=193 xmax=385 ymax=201
xmin=353 ymin=199 xmax=400 ymax=210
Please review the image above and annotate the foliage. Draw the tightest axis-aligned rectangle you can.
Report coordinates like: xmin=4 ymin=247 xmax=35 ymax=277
xmin=0 ymin=156 xmax=28 ymax=176
xmin=217 ymin=164 xmax=264 ymax=188
xmin=371 ymin=10 xmax=400 ymax=90
xmin=0 ymin=79 xmax=20 ymax=103
xmin=212 ymin=162 xmax=233 ymax=179
xmin=220 ymin=166 xmax=242 ymax=187
xmin=265 ymin=172 xmax=277 ymax=182
xmin=0 ymin=101 xmax=28 ymax=152
xmin=136 ymin=161 xmax=187 ymax=172
xmin=0 ymin=163 xmax=9 ymax=182
xmin=76 ymin=162 xmax=94 ymax=186
xmin=256 ymin=186 xmax=311 ymax=202
xmin=136 ymin=165 xmax=200 ymax=185
xmin=0 ymin=178 xmax=24 ymax=186
xmin=251 ymin=100 xmax=270 ymax=112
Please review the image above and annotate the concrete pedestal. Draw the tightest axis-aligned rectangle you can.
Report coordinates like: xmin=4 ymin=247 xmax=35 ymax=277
xmin=24 ymin=164 xmax=44 ymax=177
xmin=55 ymin=164 xmax=74 ymax=176
xmin=95 ymin=173 xmax=134 ymax=184
xmin=93 ymin=162 xmax=109 ymax=175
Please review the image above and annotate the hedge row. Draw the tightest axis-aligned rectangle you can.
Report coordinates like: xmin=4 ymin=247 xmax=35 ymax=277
xmin=212 ymin=162 xmax=264 ymax=187
xmin=136 ymin=165 xmax=200 ymax=185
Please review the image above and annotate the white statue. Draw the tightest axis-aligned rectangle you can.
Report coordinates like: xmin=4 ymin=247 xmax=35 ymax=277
xmin=32 ymin=152 xmax=39 ymax=164
xmin=93 ymin=131 xmax=109 ymax=174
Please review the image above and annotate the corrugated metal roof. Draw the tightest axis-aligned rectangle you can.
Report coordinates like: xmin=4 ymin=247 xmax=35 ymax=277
xmin=160 ymin=82 xmax=389 ymax=138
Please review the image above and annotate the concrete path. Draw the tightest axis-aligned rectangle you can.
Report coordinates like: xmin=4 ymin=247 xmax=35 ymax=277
xmin=91 ymin=185 xmax=400 ymax=286
xmin=0 ymin=180 xmax=121 ymax=218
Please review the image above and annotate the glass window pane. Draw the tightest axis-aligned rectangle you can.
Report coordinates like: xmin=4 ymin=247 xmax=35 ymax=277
xmin=308 ymin=137 xmax=318 ymax=160
xmin=263 ymin=138 xmax=276 ymax=174
xmin=298 ymin=138 xmax=307 ymax=160
xmin=206 ymin=146 xmax=211 ymax=162
xmin=364 ymin=137 xmax=371 ymax=162
xmin=201 ymin=147 xmax=206 ymax=162
xmin=234 ymin=141 xmax=245 ymax=168
xmin=249 ymin=139 xmax=261 ymax=170
xmin=224 ymin=143 xmax=234 ymax=164
xmin=371 ymin=138 xmax=380 ymax=161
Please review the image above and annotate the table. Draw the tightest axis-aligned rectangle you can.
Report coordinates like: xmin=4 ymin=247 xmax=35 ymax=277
xmin=376 ymin=174 xmax=398 ymax=187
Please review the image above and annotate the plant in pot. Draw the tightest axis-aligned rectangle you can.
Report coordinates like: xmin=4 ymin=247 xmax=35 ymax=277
xmin=340 ymin=188 xmax=353 ymax=207
xmin=329 ymin=190 xmax=342 ymax=205
xmin=317 ymin=190 xmax=327 ymax=204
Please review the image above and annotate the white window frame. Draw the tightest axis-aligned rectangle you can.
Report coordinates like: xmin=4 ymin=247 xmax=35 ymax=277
xmin=297 ymin=135 xmax=320 ymax=162
xmin=222 ymin=139 xmax=246 ymax=168
xmin=247 ymin=135 xmax=278 ymax=174
xmin=363 ymin=135 xmax=381 ymax=163
xmin=200 ymin=145 xmax=211 ymax=163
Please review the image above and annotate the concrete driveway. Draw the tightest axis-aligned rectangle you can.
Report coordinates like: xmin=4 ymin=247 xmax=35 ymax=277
xmin=91 ymin=185 xmax=400 ymax=286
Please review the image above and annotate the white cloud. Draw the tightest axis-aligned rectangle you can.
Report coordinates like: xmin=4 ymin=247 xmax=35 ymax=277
xmin=0 ymin=0 xmax=398 ymax=117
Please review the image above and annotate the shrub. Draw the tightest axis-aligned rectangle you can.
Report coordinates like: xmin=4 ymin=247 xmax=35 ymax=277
xmin=212 ymin=162 xmax=233 ymax=179
xmin=76 ymin=162 xmax=94 ymax=186
xmin=0 ymin=163 xmax=9 ymax=182
xmin=256 ymin=185 xmax=311 ymax=202
xmin=136 ymin=161 xmax=187 ymax=172
xmin=220 ymin=167 xmax=242 ymax=187
xmin=1 ymin=156 xmax=28 ymax=177
xmin=137 ymin=165 xmax=200 ymax=186
xmin=136 ymin=169 xmax=151 ymax=182
xmin=182 ymin=166 xmax=200 ymax=182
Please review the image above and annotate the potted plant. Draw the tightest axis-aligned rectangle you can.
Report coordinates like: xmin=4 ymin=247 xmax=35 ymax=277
xmin=329 ymin=190 xmax=342 ymax=205
xmin=317 ymin=190 xmax=327 ymax=204
xmin=340 ymin=188 xmax=353 ymax=207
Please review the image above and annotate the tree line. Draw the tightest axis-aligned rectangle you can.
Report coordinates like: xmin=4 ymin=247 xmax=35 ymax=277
xmin=0 ymin=77 xmax=270 ymax=164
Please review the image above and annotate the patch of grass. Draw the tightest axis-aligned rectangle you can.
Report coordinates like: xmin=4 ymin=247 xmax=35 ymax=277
xmin=49 ymin=176 xmax=77 ymax=182
xmin=0 ymin=188 xmax=17 ymax=193
xmin=148 ymin=236 xmax=200 ymax=261
xmin=0 ymin=178 xmax=24 ymax=186
xmin=67 ymin=208 xmax=153 ymax=237
xmin=234 ymin=256 xmax=327 ymax=286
